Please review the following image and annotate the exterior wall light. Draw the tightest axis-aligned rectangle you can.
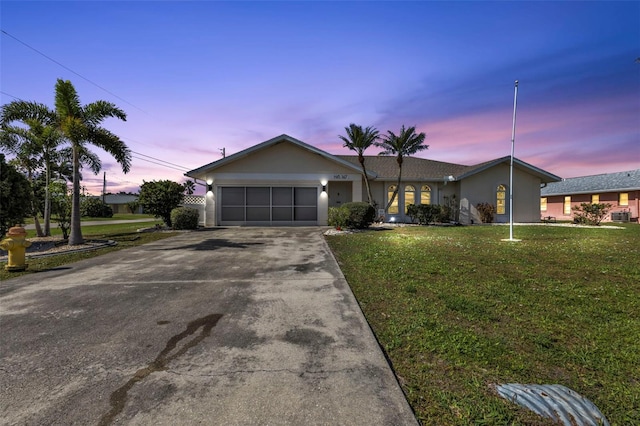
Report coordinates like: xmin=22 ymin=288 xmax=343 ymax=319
xmin=322 ymin=184 xmax=327 ymax=193
xmin=321 ymin=179 xmax=328 ymax=193
xmin=207 ymin=184 xmax=213 ymax=192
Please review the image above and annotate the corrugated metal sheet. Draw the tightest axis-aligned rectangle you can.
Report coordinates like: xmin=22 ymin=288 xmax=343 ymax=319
xmin=496 ymin=383 xmax=609 ymax=426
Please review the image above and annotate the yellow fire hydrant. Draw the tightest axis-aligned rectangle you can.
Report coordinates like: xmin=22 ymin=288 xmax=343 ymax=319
xmin=0 ymin=225 xmax=32 ymax=272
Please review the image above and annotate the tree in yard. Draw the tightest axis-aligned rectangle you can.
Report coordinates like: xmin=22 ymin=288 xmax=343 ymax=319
xmin=338 ymin=123 xmax=379 ymax=206
xmin=53 ymin=79 xmax=130 ymax=245
xmin=183 ymin=180 xmax=196 ymax=195
xmin=138 ymin=180 xmax=186 ymax=227
xmin=0 ymin=109 xmax=63 ymax=237
xmin=375 ymin=125 xmax=428 ymax=212
xmin=0 ymin=154 xmax=33 ymax=237
xmin=1 ymin=79 xmax=131 ymax=245
xmin=572 ymin=202 xmax=613 ymax=225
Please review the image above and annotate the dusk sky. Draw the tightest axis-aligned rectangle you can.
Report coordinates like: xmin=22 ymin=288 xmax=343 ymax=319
xmin=2 ymin=1 xmax=639 ymax=195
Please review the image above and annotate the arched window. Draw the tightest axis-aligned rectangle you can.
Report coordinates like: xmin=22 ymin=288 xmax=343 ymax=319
xmin=496 ymin=185 xmax=506 ymax=214
xmin=421 ymin=185 xmax=431 ymax=205
xmin=388 ymin=185 xmax=399 ymax=214
xmin=404 ymin=185 xmax=415 ymax=213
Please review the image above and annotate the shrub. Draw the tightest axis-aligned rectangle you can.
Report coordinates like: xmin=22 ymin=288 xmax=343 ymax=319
xmin=572 ymin=202 xmax=612 ymax=225
xmin=126 ymin=200 xmax=140 ymax=214
xmin=342 ymin=202 xmax=375 ymax=229
xmin=407 ymin=204 xmax=442 ymax=225
xmin=476 ymin=203 xmax=495 ymax=223
xmin=170 ymin=207 xmax=199 ymax=230
xmin=328 ymin=207 xmax=350 ymax=230
xmin=80 ymin=197 xmax=113 ymax=218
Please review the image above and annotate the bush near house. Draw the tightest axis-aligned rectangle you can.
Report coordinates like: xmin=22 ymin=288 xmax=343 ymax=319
xmin=328 ymin=206 xmax=350 ymax=230
xmin=476 ymin=202 xmax=496 ymax=223
xmin=572 ymin=202 xmax=612 ymax=225
xmin=407 ymin=204 xmax=442 ymax=225
xmin=80 ymin=197 xmax=113 ymax=218
xmin=342 ymin=201 xmax=375 ymax=229
xmin=170 ymin=207 xmax=199 ymax=230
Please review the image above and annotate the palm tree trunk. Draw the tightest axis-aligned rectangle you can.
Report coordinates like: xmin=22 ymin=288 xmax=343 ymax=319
xmin=359 ymin=157 xmax=374 ymax=206
xmin=385 ymin=157 xmax=403 ymax=212
xmin=43 ymin=156 xmax=51 ymax=236
xmin=68 ymin=145 xmax=83 ymax=245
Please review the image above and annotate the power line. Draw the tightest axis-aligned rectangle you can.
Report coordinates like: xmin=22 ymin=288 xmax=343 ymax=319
xmin=1 ymin=29 xmax=147 ymax=114
xmin=131 ymin=150 xmax=190 ymax=171
xmin=131 ymin=154 xmax=189 ymax=172
xmin=0 ymin=91 xmax=24 ymax=101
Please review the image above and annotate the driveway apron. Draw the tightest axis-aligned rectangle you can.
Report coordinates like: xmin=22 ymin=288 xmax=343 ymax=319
xmin=0 ymin=227 xmax=418 ymax=425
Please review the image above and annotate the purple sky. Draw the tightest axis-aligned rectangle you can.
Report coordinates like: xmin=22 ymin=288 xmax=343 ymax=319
xmin=2 ymin=1 xmax=639 ymax=195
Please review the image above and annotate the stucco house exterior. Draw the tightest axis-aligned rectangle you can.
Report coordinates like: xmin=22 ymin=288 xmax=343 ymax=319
xmin=185 ymin=134 xmax=561 ymax=226
xmin=540 ymin=169 xmax=640 ymax=223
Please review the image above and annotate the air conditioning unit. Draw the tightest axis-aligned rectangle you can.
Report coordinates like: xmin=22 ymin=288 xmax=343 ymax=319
xmin=611 ymin=211 xmax=630 ymax=222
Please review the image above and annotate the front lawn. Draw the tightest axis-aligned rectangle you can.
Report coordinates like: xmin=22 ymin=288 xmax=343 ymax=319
xmin=326 ymin=224 xmax=639 ymax=425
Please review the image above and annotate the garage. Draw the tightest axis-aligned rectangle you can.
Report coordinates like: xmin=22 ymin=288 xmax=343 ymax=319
xmin=219 ymin=186 xmax=318 ymax=225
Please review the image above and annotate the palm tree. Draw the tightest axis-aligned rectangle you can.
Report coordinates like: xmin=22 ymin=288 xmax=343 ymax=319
xmin=338 ymin=124 xmax=379 ymax=206
xmin=376 ymin=125 xmax=429 ymax=212
xmin=183 ymin=180 xmax=196 ymax=195
xmin=53 ymin=79 xmax=130 ymax=245
xmin=0 ymin=112 xmax=62 ymax=236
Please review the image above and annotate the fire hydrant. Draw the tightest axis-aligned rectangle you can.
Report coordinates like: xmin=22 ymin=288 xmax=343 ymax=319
xmin=0 ymin=225 xmax=32 ymax=272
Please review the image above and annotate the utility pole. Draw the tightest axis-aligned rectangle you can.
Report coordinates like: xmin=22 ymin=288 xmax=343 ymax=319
xmin=220 ymin=148 xmax=225 ymax=158
xmin=102 ymin=172 xmax=106 ymax=204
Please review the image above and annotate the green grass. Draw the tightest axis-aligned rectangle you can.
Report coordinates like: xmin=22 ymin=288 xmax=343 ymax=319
xmin=1 ymin=220 xmax=177 ymax=281
xmin=326 ymin=224 xmax=640 ymax=425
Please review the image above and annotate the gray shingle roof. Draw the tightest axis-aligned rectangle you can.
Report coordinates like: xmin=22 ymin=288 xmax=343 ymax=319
xmin=338 ymin=155 xmax=561 ymax=183
xmin=541 ymin=169 xmax=640 ymax=196
xmin=337 ymin=156 xmax=473 ymax=180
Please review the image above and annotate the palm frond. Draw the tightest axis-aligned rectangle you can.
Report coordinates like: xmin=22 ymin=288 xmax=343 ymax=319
xmin=84 ymin=100 xmax=127 ymax=125
xmin=86 ymin=127 xmax=131 ymax=173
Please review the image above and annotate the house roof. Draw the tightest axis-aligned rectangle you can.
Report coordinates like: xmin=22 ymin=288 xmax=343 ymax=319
xmin=185 ymin=133 xmax=561 ymax=184
xmin=337 ymin=156 xmax=468 ymax=180
xmin=185 ymin=134 xmax=369 ymax=178
xmin=338 ymin=155 xmax=561 ymax=183
xmin=541 ymin=168 xmax=640 ymax=196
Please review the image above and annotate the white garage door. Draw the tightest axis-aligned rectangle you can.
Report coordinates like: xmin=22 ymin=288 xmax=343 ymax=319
xmin=220 ymin=186 xmax=318 ymax=225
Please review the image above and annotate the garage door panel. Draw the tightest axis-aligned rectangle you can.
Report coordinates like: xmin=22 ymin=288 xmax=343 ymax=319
xmin=221 ymin=207 xmax=244 ymax=221
xmin=222 ymin=187 xmax=244 ymax=205
xmin=246 ymin=187 xmax=270 ymax=205
xmin=294 ymin=207 xmax=317 ymax=221
xmin=294 ymin=187 xmax=316 ymax=205
xmin=272 ymin=187 xmax=292 ymax=205
xmin=272 ymin=207 xmax=293 ymax=221
xmin=247 ymin=207 xmax=270 ymax=221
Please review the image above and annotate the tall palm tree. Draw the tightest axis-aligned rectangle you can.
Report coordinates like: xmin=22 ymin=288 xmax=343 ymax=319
xmin=53 ymin=79 xmax=130 ymax=245
xmin=376 ymin=125 xmax=429 ymax=212
xmin=0 ymin=113 xmax=62 ymax=236
xmin=339 ymin=124 xmax=379 ymax=206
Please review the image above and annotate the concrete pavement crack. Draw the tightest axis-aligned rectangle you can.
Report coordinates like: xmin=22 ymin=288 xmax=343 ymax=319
xmin=98 ymin=313 xmax=223 ymax=426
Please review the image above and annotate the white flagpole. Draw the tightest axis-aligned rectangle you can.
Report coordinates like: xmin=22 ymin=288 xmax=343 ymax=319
xmin=508 ymin=80 xmax=518 ymax=241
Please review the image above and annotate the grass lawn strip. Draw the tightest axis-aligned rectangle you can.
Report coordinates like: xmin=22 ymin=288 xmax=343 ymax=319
xmin=0 ymin=220 xmax=177 ymax=281
xmin=326 ymin=224 xmax=639 ymax=425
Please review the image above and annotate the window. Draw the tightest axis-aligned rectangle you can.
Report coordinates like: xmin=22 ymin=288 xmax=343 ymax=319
xmin=540 ymin=197 xmax=547 ymax=212
xmin=421 ymin=185 xmax=431 ymax=205
xmin=564 ymin=196 xmax=571 ymax=215
xmin=404 ymin=185 xmax=415 ymax=213
xmin=388 ymin=185 xmax=399 ymax=214
xmin=591 ymin=194 xmax=599 ymax=204
xmin=496 ymin=185 xmax=506 ymax=214
xmin=619 ymin=193 xmax=629 ymax=206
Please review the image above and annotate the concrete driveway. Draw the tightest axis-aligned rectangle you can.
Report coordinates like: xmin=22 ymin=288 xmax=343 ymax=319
xmin=0 ymin=227 xmax=418 ymax=425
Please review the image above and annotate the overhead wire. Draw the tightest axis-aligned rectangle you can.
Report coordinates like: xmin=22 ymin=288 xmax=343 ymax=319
xmin=1 ymin=29 xmax=210 ymax=189
xmin=1 ymin=29 xmax=147 ymax=113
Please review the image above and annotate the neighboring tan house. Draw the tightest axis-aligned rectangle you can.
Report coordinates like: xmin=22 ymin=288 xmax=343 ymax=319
xmin=540 ymin=169 xmax=640 ymax=223
xmin=89 ymin=194 xmax=142 ymax=214
xmin=185 ymin=134 xmax=561 ymax=227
